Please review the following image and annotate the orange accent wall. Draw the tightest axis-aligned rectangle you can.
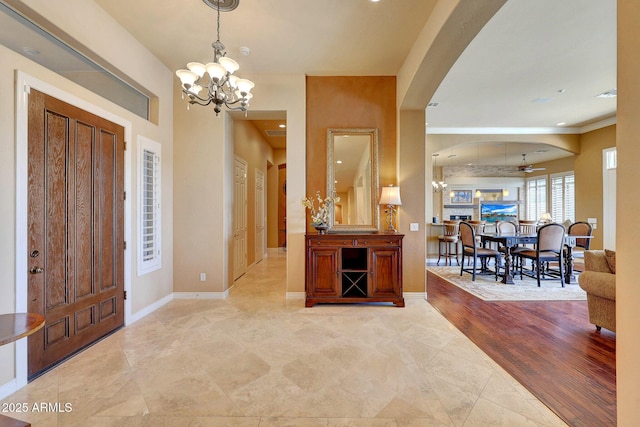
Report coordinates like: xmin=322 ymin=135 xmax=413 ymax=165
xmin=305 ymin=76 xmax=397 ymax=231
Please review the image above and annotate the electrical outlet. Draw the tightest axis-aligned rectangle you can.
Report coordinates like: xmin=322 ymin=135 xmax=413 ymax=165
xmin=200 ymin=273 xmax=206 ymax=281
xmin=410 ymin=223 xmax=419 ymax=231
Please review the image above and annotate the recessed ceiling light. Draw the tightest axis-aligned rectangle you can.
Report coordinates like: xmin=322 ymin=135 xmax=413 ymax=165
xmin=556 ymin=122 xmax=566 ymax=126
xmin=336 ymin=160 xmax=342 ymax=164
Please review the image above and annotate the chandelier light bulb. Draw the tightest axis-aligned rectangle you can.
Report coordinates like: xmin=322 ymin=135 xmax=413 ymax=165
xmin=189 ymin=84 xmax=203 ymax=96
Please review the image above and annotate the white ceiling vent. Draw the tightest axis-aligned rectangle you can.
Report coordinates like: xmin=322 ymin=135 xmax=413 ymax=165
xmin=265 ymin=130 xmax=286 ymax=137
xmin=427 ymin=102 xmax=440 ymax=108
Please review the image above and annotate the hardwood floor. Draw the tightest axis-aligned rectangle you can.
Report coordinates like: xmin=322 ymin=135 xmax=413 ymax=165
xmin=426 ymin=270 xmax=616 ymax=426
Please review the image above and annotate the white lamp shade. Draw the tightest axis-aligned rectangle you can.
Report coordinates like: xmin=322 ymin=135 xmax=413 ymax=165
xmin=176 ymin=69 xmax=198 ymax=87
xmin=379 ymin=186 xmax=402 ymax=206
xmin=219 ymin=57 xmax=239 ymax=74
xmin=228 ymin=75 xmax=239 ymax=88
xmin=205 ymin=62 xmax=227 ymax=81
xmin=186 ymin=62 xmax=206 ymax=77
xmin=236 ymin=78 xmax=255 ymax=94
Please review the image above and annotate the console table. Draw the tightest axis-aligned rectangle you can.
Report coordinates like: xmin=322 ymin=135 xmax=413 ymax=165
xmin=305 ymin=233 xmax=404 ymax=307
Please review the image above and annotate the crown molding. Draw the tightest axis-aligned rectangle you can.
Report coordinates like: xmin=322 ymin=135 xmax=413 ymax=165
xmin=427 ymin=116 xmax=617 ymax=135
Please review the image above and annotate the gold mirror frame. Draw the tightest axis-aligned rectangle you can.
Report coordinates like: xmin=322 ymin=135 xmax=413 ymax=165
xmin=327 ymin=128 xmax=379 ymax=233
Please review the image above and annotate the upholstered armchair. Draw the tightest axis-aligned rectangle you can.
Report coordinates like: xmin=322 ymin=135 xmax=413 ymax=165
xmin=578 ymin=250 xmax=616 ymax=332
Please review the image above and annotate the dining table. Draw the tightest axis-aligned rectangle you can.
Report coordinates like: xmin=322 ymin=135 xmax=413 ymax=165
xmin=479 ymin=232 xmax=593 ymax=285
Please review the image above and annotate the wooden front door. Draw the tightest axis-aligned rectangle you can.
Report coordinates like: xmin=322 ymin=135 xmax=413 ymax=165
xmin=27 ymin=89 xmax=125 ymax=378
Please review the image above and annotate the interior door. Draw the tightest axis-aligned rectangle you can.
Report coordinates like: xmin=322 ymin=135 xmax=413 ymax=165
xmin=233 ymin=156 xmax=248 ymax=280
xmin=27 ymin=89 xmax=125 ymax=378
xmin=255 ymin=169 xmax=265 ymax=263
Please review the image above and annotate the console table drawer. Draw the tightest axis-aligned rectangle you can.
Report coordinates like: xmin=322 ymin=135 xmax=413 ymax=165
xmin=308 ymin=238 xmax=355 ymax=247
xmin=353 ymin=238 xmax=401 ymax=247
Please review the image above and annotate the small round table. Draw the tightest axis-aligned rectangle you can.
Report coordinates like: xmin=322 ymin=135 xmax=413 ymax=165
xmin=0 ymin=313 xmax=45 ymax=346
xmin=0 ymin=313 xmax=45 ymax=427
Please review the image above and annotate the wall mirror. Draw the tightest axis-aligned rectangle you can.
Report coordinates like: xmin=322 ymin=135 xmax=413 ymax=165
xmin=327 ymin=128 xmax=379 ymax=232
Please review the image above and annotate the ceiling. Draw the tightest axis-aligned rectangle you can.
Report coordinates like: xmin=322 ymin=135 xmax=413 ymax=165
xmin=0 ymin=0 xmax=616 ymax=164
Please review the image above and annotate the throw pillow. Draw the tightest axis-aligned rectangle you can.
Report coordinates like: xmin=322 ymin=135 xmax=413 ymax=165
xmin=604 ymin=249 xmax=616 ymax=274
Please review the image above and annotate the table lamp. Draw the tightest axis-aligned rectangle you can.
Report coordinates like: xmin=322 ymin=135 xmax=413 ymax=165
xmin=379 ymin=185 xmax=402 ymax=233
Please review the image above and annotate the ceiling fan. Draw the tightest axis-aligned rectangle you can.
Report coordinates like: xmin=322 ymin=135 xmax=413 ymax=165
xmin=518 ymin=154 xmax=546 ymax=173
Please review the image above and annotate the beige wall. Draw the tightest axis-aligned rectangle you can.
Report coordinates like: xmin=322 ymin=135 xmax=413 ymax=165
xmin=617 ymin=1 xmax=640 ymax=423
xmin=399 ymin=110 xmax=427 ymax=293
xmin=173 ymin=73 xmax=307 ymax=294
xmin=305 ymin=76 xmax=397 ymax=232
xmin=575 ymin=125 xmax=615 ymax=250
xmin=0 ymin=0 xmax=174 ymax=391
xmin=234 ymin=121 xmax=274 ymax=266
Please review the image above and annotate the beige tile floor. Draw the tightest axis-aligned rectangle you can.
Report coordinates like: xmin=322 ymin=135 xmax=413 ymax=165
xmin=1 ymin=251 xmax=566 ymax=426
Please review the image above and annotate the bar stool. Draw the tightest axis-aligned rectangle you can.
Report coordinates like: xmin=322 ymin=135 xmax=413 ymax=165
xmin=437 ymin=220 xmax=460 ymax=266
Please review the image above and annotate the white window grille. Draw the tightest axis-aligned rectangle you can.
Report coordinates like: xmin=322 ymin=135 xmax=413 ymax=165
xmin=551 ymin=172 xmax=575 ymax=224
xmin=526 ymin=177 xmax=547 ymax=221
xmin=138 ymin=137 xmax=161 ymax=275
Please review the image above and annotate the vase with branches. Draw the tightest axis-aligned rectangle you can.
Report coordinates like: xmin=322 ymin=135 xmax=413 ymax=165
xmin=302 ymin=191 xmax=340 ymax=233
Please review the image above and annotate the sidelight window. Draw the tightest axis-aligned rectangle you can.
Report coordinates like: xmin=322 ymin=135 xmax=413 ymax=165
xmin=138 ymin=137 xmax=161 ymax=275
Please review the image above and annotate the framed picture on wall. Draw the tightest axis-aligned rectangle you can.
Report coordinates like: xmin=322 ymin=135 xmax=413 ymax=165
xmin=451 ymin=190 xmax=473 ymax=204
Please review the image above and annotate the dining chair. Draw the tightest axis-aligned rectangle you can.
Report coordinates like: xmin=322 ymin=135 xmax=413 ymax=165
xmin=518 ymin=223 xmax=566 ymax=287
xmin=518 ymin=219 xmax=538 ymax=235
xmin=437 ymin=220 xmax=460 ymax=266
xmin=459 ymin=221 xmax=501 ymax=281
xmin=468 ymin=220 xmax=486 ymax=246
xmin=515 ymin=219 xmax=538 ymax=268
xmin=567 ymin=221 xmax=593 ymax=250
xmin=495 ymin=220 xmax=517 ymax=254
xmin=565 ymin=221 xmax=593 ymax=271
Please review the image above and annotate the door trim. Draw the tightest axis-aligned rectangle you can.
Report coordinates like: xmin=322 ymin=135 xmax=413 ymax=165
xmin=13 ymin=71 xmax=132 ymax=391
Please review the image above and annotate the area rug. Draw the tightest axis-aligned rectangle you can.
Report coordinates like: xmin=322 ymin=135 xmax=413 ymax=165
xmin=427 ymin=266 xmax=587 ymax=302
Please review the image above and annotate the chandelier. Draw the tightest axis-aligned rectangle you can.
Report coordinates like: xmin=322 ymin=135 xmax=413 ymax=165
xmin=432 ymin=154 xmax=448 ymax=193
xmin=175 ymin=0 xmax=254 ymax=116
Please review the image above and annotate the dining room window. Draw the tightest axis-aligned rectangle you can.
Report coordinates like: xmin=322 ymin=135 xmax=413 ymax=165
xmin=526 ymin=177 xmax=547 ymax=220
xmin=551 ymin=172 xmax=575 ymax=223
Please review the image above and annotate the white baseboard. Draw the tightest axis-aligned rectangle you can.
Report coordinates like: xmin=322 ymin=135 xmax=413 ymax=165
xmin=173 ymin=291 xmax=229 ymax=300
xmin=404 ymin=292 xmax=427 ymax=300
xmin=127 ymin=293 xmax=174 ymax=325
xmin=286 ymin=292 xmax=305 ymax=300
xmin=0 ymin=378 xmax=19 ymax=401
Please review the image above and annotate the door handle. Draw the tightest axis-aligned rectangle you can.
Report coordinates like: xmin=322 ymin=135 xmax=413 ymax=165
xmin=29 ymin=266 xmax=44 ymax=274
